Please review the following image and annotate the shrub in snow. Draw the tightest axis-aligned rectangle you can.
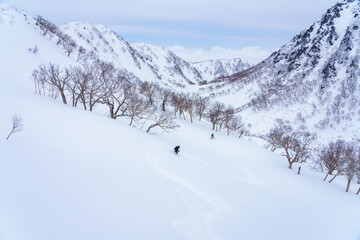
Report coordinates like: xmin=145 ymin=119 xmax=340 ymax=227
xmin=318 ymin=140 xmax=360 ymax=193
xmin=317 ymin=140 xmax=346 ymax=182
xmin=6 ymin=114 xmax=23 ymax=140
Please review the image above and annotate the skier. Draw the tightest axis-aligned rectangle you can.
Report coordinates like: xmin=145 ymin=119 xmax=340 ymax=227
xmin=174 ymin=145 xmax=180 ymax=154
xmin=211 ymin=133 xmax=214 ymax=139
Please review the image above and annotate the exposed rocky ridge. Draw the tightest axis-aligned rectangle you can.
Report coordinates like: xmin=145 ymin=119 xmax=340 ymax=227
xmin=202 ymin=0 xmax=360 ymax=140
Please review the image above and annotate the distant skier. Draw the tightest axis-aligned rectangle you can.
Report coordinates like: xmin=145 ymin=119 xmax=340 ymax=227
xmin=174 ymin=145 xmax=180 ymax=154
xmin=211 ymin=133 xmax=214 ymax=139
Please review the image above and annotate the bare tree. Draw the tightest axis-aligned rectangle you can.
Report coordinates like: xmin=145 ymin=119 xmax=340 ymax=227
xmin=87 ymin=61 xmax=114 ymax=111
xmin=126 ymin=95 xmax=150 ymax=126
xmin=66 ymin=67 xmax=79 ymax=107
xmin=32 ymin=69 xmax=45 ymax=95
xmin=195 ymin=95 xmax=210 ymax=121
xmin=146 ymin=110 xmax=178 ymax=133
xmin=317 ymin=140 xmax=346 ymax=181
xmin=61 ymin=34 xmax=77 ymax=57
xmin=72 ymin=66 xmax=92 ymax=109
xmin=171 ymin=93 xmax=187 ymax=119
xmin=269 ymin=121 xmax=316 ymax=169
xmin=77 ymin=46 xmax=86 ymax=62
xmin=207 ymin=102 xmax=225 ymax=131
xmin=281 ymin=129 xmax=316 ymax=169
xmin=184 ymin=94 xmax=196 ymax=123
xmin=56 ymin=30 xmax=65 ymax=45
xmin=159 ymin=88 xmax=172 ymax=112
xmin=263 ymin=125 xmax=285 ymax=152
xmin=342 ymin=143 xmax=359 ymax=192
xmin=36 ymin=15 xmax=57 ymax=36
xmin=229 ymin=116 xmax=247 ymax=138
xmin=222 ymin=106 xmax=235 ymax=135
xmin=6 ymin=114 xmax=23 ymax=140
xmin=140 ymin=81 xmax=159 ymax=106
xmin=33 ymin=63 xmax=72 ymax=104
xmin=100 ymin=71 xmax=137 ymax=119
xmin=356 ymin=164 xmax=360 ymax=194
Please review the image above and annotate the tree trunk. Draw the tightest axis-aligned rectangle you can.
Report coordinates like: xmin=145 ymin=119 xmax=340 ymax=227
xmin=357 ymin=186 xmax=360 ymax=195
xmin=323 ymin=172 xmax=329 ymax=181
xmin=60 ymin=90 xmax=67 ymax=104
xmin=329 ymin=171 xmax=341 ymax=183
xmin=346 ymin=179 xmax=351 ymax=192
xmin=297 ymin=166 xmax=301 ymax=175
xmin=287 ymin=156 xmax=293 ymax=169
xmin=109 ymin=106 xmax=115 ymax=119
xmin=72 ymin=93 xmax=76 ymax=107
xmin=6 ymin=128 xmax=15 ymax=140
xmin=129 ymin=116 xmax=134 ymax=126
xmin=146 ymin=124 xmax=157 ymax=133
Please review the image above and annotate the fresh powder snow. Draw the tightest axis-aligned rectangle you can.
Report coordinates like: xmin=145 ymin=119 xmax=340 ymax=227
xmin=0 ymin=3 xmax=359 ymax=240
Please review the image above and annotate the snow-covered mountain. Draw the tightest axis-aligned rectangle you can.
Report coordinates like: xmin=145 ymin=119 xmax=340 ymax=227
xmin=59 ymin=22 xmax=250 ymax=90
xmin=205 ymin=0 xmax=360 ymax=141
xmin=1 ymin=0 xmax=359 ymax=143
xmin=192 ymin=58 xmax=251 ymax=81
xmin=1 ymin=4 xmax=360 ymax=240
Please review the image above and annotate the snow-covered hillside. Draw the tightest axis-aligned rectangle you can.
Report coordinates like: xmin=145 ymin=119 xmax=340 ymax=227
xmin=59 ymin=23 xmax=250 ymax=91
xmin=1 ymin=3 xmax=360 ymax=240
xmin=203 ymin=0 xmax=360 ymax=142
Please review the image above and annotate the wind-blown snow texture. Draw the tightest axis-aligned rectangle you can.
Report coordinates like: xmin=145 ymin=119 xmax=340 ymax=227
xmin=0 ymin=2 xmax=359 ymax=240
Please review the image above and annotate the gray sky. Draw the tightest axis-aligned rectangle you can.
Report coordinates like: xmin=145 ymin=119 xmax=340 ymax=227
xmin=2 ymin=0 xmax=338 ymax=63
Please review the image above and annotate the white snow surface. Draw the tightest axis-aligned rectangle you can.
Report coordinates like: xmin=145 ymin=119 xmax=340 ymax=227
xmin=0 ymin=3 xmax=360 ymax=240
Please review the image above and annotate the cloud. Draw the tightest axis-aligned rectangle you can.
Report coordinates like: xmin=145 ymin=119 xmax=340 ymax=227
xmin=4 ymin=0 xmax=337 ymax=58
xmin=168 ymin=45 xmax=275 ymax=65
xmin=6 ymin=0 xmax=337 ymax=31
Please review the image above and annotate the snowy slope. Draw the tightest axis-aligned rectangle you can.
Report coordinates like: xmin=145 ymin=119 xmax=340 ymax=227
xmin=202 ymin=0 xmax=360 ymax=142
xmin=1 ymin=3 xmax=360 ymax=240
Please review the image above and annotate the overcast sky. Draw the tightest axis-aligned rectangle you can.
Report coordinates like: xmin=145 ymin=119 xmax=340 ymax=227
xmin=2 ymin=0 xmax=338 ymax=64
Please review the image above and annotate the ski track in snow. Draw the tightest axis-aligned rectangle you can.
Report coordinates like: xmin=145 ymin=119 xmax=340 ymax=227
xmin=183 ymin=152 xmax=262 ymax=186
xmin=145 ymin=144 xmax=260 ymax=240
xmin=146 ymin=147 xmax=227 ymax=240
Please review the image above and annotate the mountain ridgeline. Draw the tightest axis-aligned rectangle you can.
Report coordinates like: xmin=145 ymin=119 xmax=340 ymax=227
xmin=59 ymin=22 xmax=250 ymax=89
xmin=204 ymin=0 xmax=360 ymax=140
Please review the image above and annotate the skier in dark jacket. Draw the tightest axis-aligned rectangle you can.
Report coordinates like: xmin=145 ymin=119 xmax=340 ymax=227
xmin=211 ymin=133 xmax=214 ymax=139
xmin=174 ymin=145 xmax=180 ymax=154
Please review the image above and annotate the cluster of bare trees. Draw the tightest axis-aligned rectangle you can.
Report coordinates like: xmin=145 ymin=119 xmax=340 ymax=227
xmin=31 ymin=61 xmax=178 ymax=133
xmin=36 ymin=15 xmax=77 ymax=57
xmin=206 ymin=102 xmax=247 ymax=137
xmin=263 ymin=120 xmax=316 ymax=170
xmin=263 ymin=119 xmax=360 ymax=194
xmin=170 ymin=93 xmax=248 ymax=138
xmin=317 ymin=140 xmax=360 ymax=193
xmin=31 ymin=60 xmax=250 ymax=137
